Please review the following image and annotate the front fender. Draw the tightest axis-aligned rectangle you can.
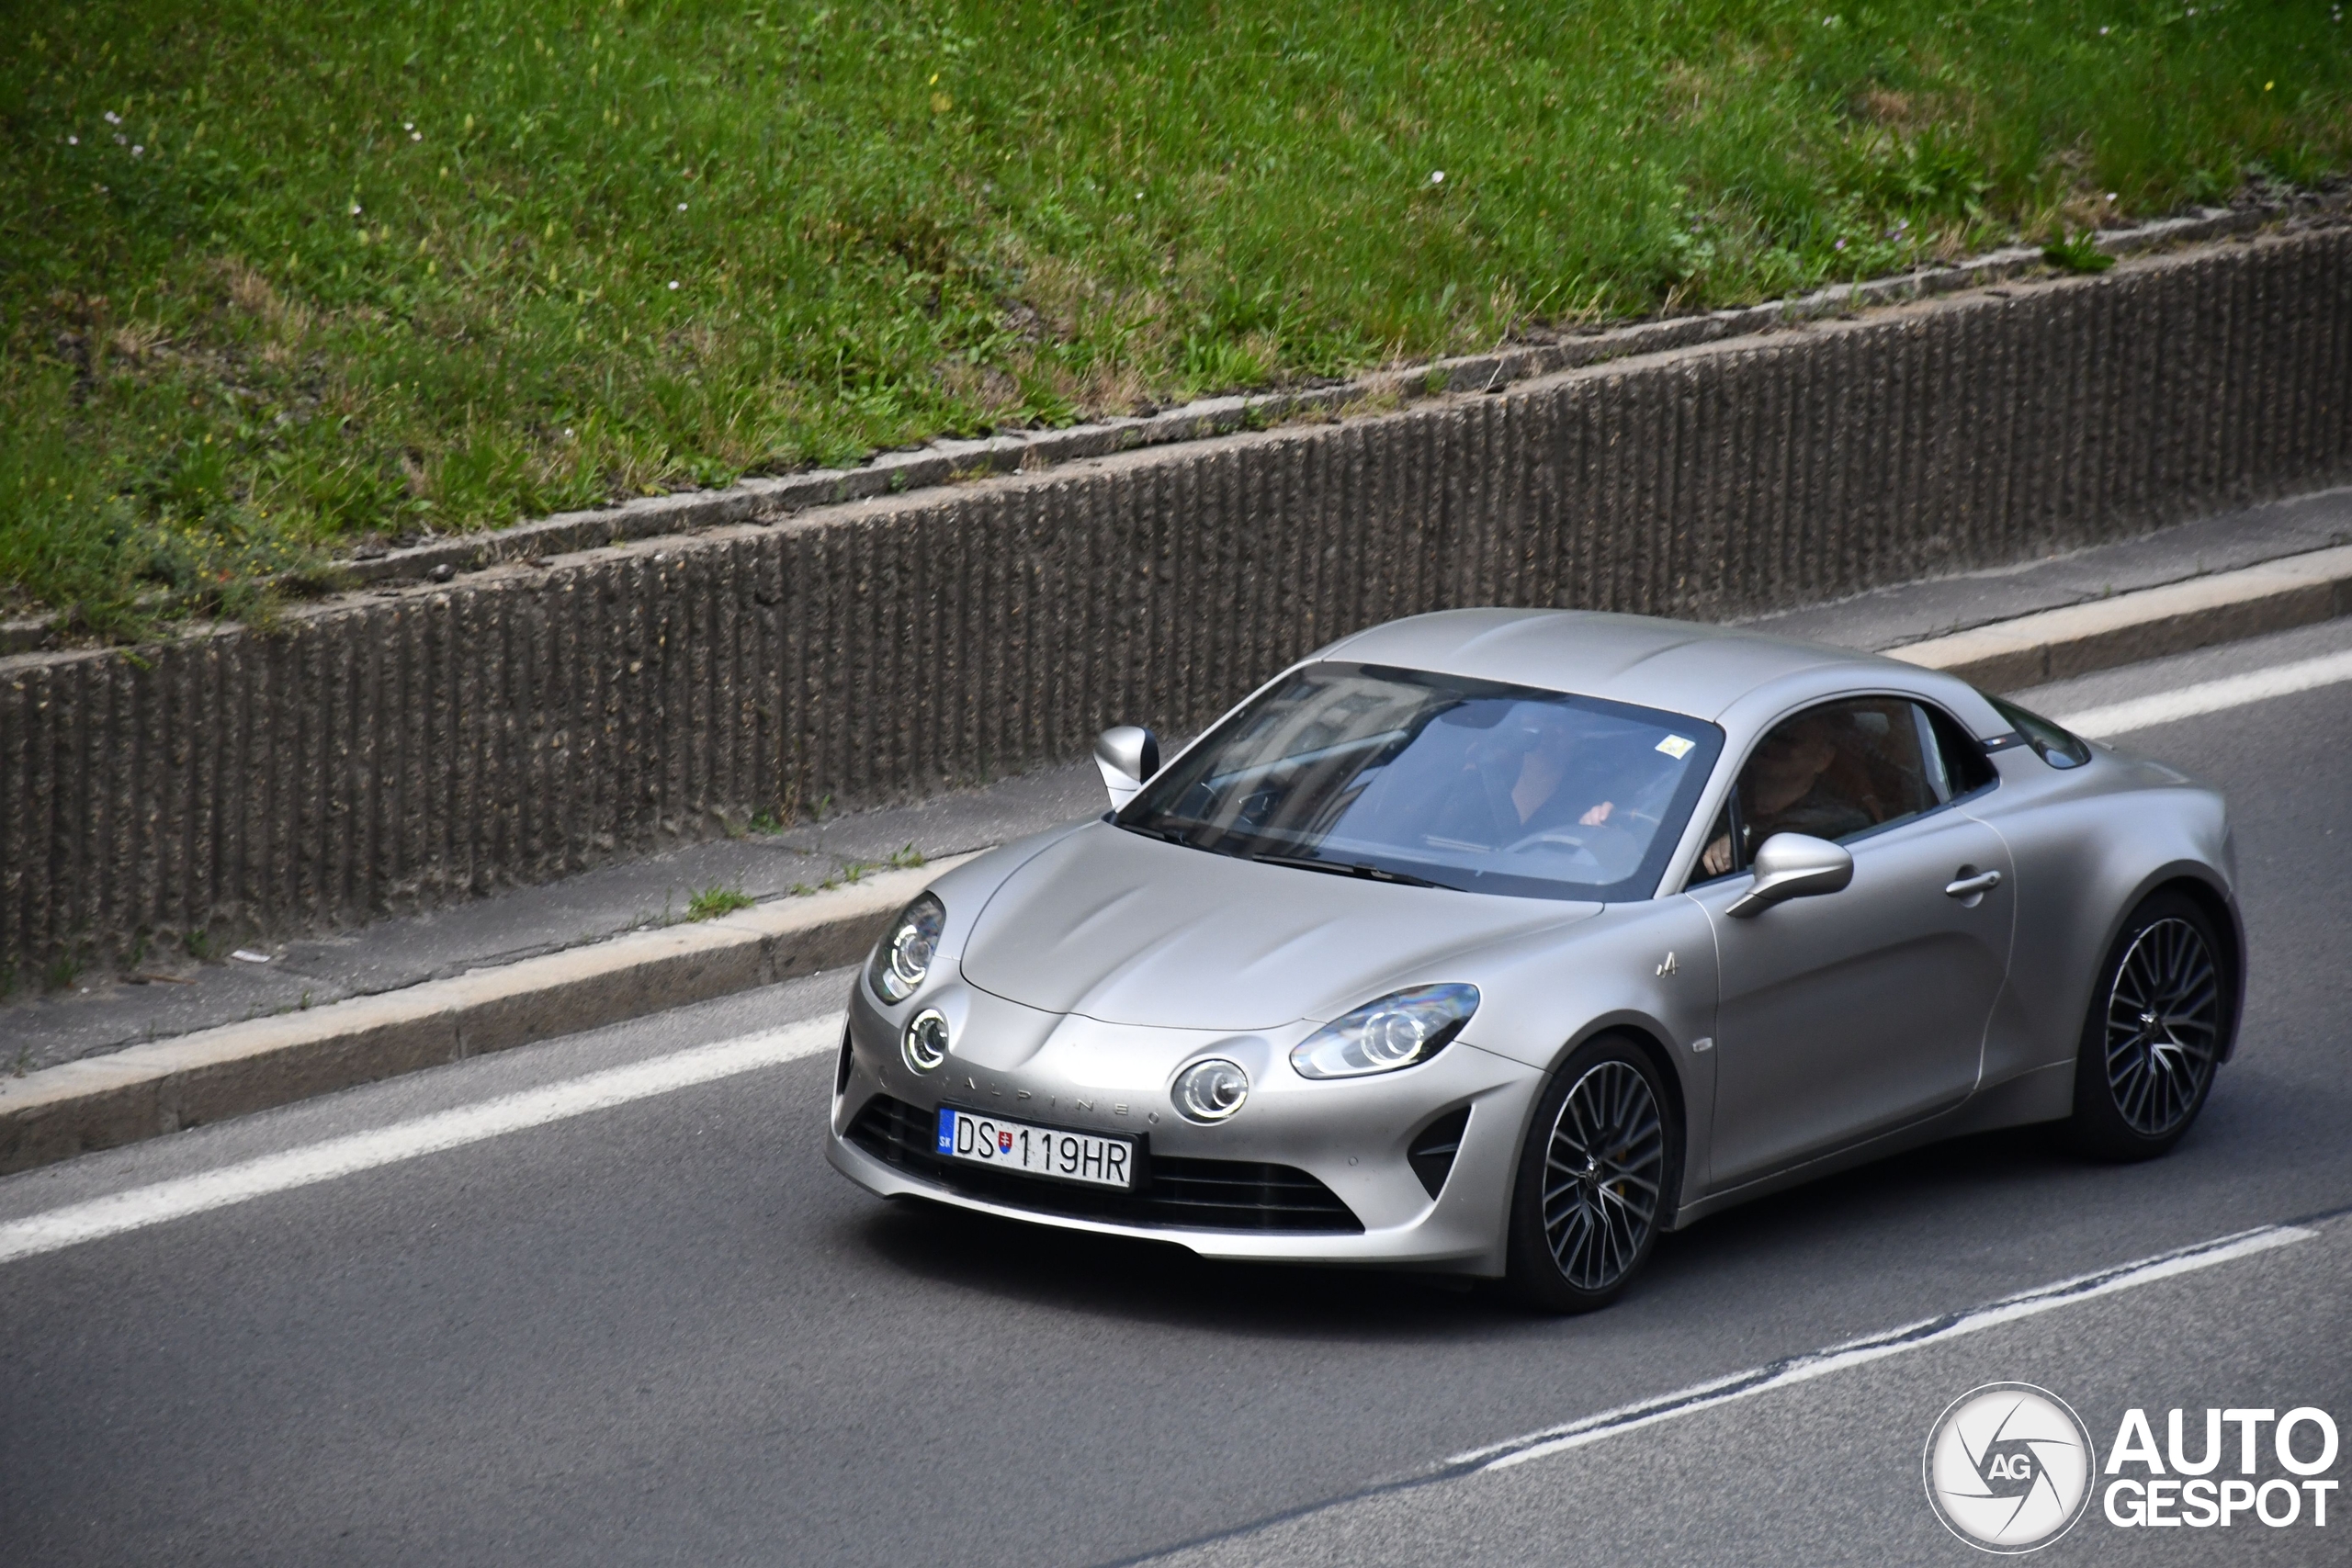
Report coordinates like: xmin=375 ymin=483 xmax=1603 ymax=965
xmin=1452 ymin=897 xmax=1721 ymax=1228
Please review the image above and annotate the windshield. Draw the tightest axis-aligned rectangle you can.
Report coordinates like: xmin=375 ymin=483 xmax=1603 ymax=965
xmin=1119 ymin=662 xmax=1724 ymax=901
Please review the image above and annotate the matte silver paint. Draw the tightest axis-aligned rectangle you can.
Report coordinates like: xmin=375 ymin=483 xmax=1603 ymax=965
xmin=1092 ymin=726 xmax=1160 ymax=812
xmin=826 ymin=609 xmax=2240 ymax=1277
xmin=1726 ymin=833 xmax=1854 ymax=917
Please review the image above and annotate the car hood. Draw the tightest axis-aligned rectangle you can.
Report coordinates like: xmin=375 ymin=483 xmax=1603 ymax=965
xmin=958 ymin=822 xmax=1599 ymax=1030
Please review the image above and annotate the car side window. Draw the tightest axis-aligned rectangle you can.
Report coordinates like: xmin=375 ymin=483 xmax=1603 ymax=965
xmin=1696 ymin=697 xmax=1946 ymax=880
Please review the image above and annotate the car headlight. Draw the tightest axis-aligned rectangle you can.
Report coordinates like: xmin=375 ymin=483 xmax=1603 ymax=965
xmin=868 ymin=892 xmax=944 ymax=1003
xmin=1171 ymin=1058 xmax=1250 ymax=1122
xmin=1291 ymin=984 xmax=1479 ymax=1079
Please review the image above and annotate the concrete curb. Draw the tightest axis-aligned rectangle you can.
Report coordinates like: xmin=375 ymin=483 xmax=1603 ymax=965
xmin=0 ymin=856 xmax=970 ymax=1176
xmin=1888 ymin=544 xmax=2352 ymax=687
xmin=6 ymin=538 xmax=2351 ymax=1179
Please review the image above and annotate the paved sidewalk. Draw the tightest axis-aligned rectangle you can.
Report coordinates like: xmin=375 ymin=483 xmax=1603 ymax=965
xmin=1746 ymin=483 xmax=2352 ymax=649
xmin=4 ymin=482 xmax=2346 ymax=1080
xmin=2 ymin=764 xmax=1099 ymax=1077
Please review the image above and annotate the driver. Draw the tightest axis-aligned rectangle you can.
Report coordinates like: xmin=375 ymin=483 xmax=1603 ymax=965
xmin=1500 ymin=711 xmax=1641 ymax=835
xmin=1419 ymin=705 xmax=1616 ymax=848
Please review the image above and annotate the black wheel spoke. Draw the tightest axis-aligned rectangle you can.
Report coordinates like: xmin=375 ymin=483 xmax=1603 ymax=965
xmin=2102 ymin=918 xmax=2219 ymax=1137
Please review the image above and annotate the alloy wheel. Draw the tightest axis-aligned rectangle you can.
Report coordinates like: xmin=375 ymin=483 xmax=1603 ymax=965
xmin=1540 ymin=1060 xmax=1665 ymax=1292
xmin=2103 ymin=917 xmax=2221 ymax=1137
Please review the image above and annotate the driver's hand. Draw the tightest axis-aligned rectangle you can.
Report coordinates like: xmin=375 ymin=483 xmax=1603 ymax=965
xmin=1578 ymin=800 xmax=1614 ymax=826
xmin=1701 ymin=836 xmax=1732 ymax=876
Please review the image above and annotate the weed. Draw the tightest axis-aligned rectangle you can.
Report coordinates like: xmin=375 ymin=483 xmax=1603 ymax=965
xmin=44 ymin=953 xmax=82 ymax=991
xmin=802 ymin=861 xmax=866 ymax=895
xmin=185 ymin=929 xmax=219 ymax=962
xmin=10 ymin=1045 xmax=31 ymax=1078
xmin=887 ymin=842 xmax=926 ymax=870
xmin=2041 ymin=231 xmax=2117 ymax=274
xmin=686 ymin=884 xmax=757 ymax=921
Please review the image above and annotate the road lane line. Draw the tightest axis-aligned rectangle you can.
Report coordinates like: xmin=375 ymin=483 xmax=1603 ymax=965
xmin=1102 ymin=1224 xmax=2324 ymax=1565
xmin=2053 ymin=647 xmax=2352 ymax=737
xmin=0 ymin=1014 xmax=843 ymax=1267
xmin=1461 ymin=1224 xmax=2313 ymax=1473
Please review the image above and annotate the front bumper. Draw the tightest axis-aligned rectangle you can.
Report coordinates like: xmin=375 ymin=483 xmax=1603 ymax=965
xmin=825 ymin=974 xmax=1544 ymax=1273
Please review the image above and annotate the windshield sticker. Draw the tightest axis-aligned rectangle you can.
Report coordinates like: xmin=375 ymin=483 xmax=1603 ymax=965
xmin=1655 ymin=735 xmax=1696 ymax=760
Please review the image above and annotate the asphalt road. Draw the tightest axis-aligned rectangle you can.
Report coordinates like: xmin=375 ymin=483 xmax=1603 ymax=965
xmin=4 ymin=621 xmax=2349 ymax=1566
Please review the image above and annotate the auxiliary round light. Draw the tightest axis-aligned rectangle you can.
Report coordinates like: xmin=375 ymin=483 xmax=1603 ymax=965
xmin=1172 ymin=1058 xmax=1250 ymax=1123
xmin=901 ymin=1008 xmax=950 ymax=1074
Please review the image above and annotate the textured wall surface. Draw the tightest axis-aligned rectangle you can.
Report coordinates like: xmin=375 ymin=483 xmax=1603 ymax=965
xmin=4 ymin=229 xmax=2349 ymax=975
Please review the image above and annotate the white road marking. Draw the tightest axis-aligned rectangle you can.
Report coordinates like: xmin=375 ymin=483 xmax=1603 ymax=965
xmin=2053 ymin=647 xmax=2352 ymax=737
xmin=1454 ymin=1224 xmax=2313 ymax=1473
xmin=0 ymin=1015 xmax=843 ymax=1267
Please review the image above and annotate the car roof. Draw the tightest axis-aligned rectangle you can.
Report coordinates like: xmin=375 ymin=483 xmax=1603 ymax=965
xmin=1317 ymin=607 xmax=1995 ymax=732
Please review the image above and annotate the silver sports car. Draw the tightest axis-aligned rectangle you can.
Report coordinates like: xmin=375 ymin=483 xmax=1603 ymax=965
xmin=827 ymin=609 xmax=2241 ymax=1310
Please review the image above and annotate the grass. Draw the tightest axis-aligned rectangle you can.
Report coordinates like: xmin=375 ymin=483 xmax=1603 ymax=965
xmin=684 ymin=883 xmax=756 ymax=920
xmin=5 ymin=0 xmax=2348 ymax=637
xmin=787 ymin=842 xmax=925 ymax=896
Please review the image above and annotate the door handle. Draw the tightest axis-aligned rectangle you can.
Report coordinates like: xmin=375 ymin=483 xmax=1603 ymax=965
xmin=1944 ymin=869 xmax=2002 ymax=898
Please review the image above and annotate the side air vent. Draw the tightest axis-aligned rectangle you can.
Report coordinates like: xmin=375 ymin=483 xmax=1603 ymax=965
xmin=1407 ymin=1107 xmax=1472 ymax=1199
xmin=834 ymin=1027 xmax=856 ymax=1097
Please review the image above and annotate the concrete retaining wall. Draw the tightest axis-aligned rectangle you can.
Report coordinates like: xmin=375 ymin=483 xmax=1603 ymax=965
xmin=4 ymin=227 xmax=2349 ymax=976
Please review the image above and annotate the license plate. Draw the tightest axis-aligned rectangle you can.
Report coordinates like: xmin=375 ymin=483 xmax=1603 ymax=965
xmin=935 ymin=1107 xmax=1135 ymax=1190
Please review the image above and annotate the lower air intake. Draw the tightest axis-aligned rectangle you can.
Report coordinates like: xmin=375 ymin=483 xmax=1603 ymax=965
xmin=846 ymin=1095 xmax=1363 ymax=1234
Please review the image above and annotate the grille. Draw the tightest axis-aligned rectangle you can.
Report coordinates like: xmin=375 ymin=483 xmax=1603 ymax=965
xmin=846 ymin=1095 xmax=1363 ymax=1234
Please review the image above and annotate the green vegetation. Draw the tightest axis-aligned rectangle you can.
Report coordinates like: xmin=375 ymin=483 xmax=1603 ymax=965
xmin=6 ymin=0 xmax=2347 ymax=636
xmin=2042 ymin=228 xmax=2120 ymax=273
xmin=684 ymin=883 xmax=757 ymax=919
xmin=786 ymin=844 xmax=924 ymax=897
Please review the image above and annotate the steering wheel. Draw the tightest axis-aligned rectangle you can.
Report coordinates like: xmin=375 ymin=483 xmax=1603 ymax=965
xmin=1504 ymin=816 xmax=1647 ymax=876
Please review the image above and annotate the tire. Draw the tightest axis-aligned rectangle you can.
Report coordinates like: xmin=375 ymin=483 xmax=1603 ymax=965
xmin=2070 ymin=891 xmax=2232 ymax=1161
xmin=1504 ymin=1033 xmax=1680 ymax=1314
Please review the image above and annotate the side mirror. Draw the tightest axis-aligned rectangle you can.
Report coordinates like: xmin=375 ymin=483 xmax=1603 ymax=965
xmin=1093 ymin=725 xmax=1161 ymax=811
xmin=1726 ymin=832 xmax=1853 ymax=918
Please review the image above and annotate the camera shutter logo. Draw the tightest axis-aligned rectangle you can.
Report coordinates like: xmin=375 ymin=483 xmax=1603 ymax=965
xmin=1924 ymin=1383 xmax=2098 ymax=1552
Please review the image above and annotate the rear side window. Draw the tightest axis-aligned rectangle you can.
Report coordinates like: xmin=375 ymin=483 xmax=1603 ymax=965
xmin=1983 ymin=694 xmax=2093 ymax=769
xmin=1920 ymin=705 xmax=1998 ymax=796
